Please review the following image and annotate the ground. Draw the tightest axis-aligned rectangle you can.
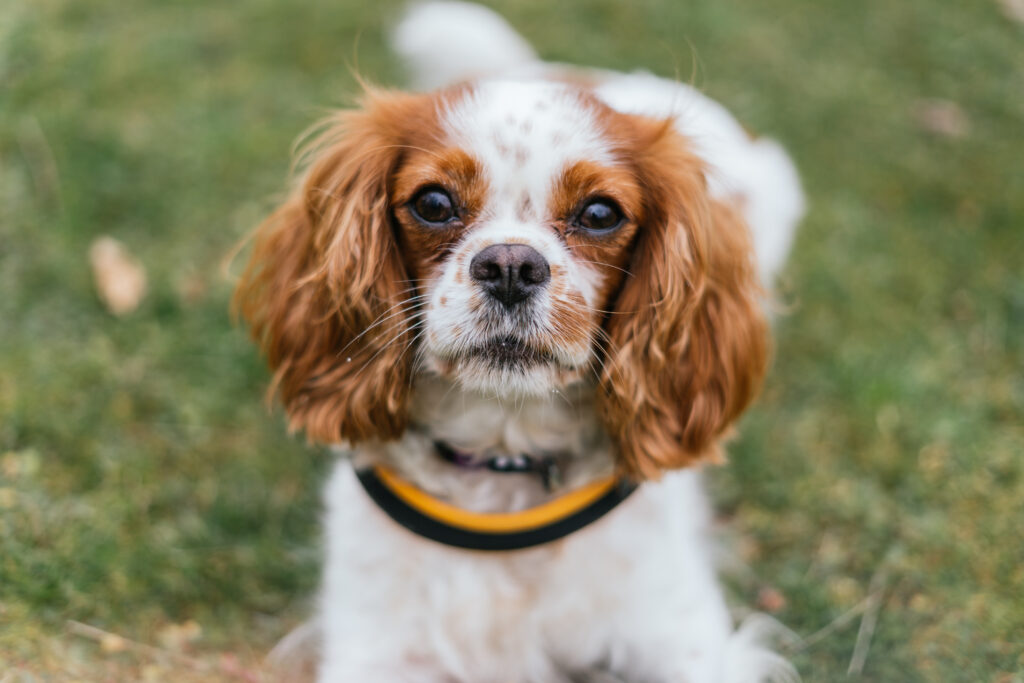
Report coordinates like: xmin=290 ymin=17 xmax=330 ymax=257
xmin=1 ymin=0 xmax=1022 ymax=680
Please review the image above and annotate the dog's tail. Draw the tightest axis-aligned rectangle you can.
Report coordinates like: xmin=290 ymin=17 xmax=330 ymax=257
xmin=735 ymin=137 xmax=806 ymax=290
xmin=392 ymin=2 xmax=537 ymax=90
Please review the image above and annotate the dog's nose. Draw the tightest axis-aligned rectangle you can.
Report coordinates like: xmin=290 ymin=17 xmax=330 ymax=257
xmin=469 ymin=244 xmax=551 ymax=307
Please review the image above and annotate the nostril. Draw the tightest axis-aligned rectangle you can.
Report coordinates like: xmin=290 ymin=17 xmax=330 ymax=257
xmin=518 ymin=257 xmax=549 ymax=286
xmin=470 ymin=247 xmax=506 ymax=284
xmin=515 ymin=247 xmax=550 ymax=288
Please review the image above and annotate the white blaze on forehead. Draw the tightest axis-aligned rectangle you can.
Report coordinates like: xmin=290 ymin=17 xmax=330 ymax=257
xmin=442 ymin=81 xmax=614 ymax=220
xmin=420 ymin=80 xmax=613 ymax=394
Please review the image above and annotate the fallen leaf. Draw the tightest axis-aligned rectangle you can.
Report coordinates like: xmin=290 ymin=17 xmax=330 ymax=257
xmin=997 ymin=0 xmax=1024 ymax=25
xmin=914 ymin=99 xmax=970 ymax=138
xmin=90 ymin=236 xmax=147 ymax=315
xmin=757 ymin=586 xmax=787 ymax=613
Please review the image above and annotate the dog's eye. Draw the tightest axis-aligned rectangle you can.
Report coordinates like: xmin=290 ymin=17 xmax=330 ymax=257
xmin=410 ymin=188 xmax=456 ymax=226
xmin=575 ymin=199 xmax=624 ymax=233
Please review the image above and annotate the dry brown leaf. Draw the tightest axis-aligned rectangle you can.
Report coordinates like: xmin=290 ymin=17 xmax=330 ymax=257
xmin=998 ymin=0 xmax=1024 ymax=25
xmin=914 ymin=99 xmax=970 ymax=138
xmin=757 ymin=586 xmax=788 ymax=613
xmin=89 ymin=236 xmax=147 ymax=315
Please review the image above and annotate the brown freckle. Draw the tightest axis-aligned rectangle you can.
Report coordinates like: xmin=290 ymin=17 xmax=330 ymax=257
xmin=514 ymin=146 xmax=528 ymax=166
xmin=491 ymin=131 xmax=511 ymax=155
xmin=454 ymin=271 xmax=465 ymax=285
xmin=439 ymin=296 xmax=447 ymax=306
xmin=549 ymin=264 xmax=566 ymax=277
xmin=452 ymin=325 xmax=463 ymax=337
xmin=516 ymin=192 xmax=533 ymax=220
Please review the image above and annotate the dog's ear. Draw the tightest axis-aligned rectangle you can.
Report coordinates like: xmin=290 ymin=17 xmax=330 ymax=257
xmin=234 ymin=91 xmax=433 ymax=444
xmin=598 ymin=120 xmax=769 ymax=478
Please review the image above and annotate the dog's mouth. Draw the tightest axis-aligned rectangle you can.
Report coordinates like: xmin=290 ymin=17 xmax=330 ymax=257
xmin=425 ymin=333 xmax=587 ymax=394
xmin=468 ymin=336 xmax=554 ymax=368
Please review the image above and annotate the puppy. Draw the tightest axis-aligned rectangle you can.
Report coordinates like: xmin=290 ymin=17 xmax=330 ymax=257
xmin=236 ymin=3 xmax=805 ymax=681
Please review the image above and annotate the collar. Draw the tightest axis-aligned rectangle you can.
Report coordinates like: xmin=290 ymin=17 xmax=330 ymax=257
xmin=355 ymin=465 xmax=637 ymax=551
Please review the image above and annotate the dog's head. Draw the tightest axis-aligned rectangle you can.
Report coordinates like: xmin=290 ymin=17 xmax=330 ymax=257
xmin=235 ymin=81 xmax=767 ymax=478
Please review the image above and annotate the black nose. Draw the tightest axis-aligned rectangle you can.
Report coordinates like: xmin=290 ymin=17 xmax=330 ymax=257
xmin=469 ymin=244 xmax=551 ymax=307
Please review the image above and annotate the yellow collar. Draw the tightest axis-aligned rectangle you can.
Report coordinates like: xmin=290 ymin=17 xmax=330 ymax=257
xmin=356 ymin=465 xmax=637 ymax=551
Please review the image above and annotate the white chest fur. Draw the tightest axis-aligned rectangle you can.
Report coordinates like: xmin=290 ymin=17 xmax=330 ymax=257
xmin=313 ymin=453 xmax=801 ymax=683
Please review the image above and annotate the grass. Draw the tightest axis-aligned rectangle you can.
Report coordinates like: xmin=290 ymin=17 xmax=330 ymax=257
xmin=1 ymin=0 xmax=1022 ymax=680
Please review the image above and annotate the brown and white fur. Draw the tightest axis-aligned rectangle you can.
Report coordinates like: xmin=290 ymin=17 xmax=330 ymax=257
xmin=235 ymin=3 xmax=805 ymax=681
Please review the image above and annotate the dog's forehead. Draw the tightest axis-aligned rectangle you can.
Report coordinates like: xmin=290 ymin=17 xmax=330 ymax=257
xmin=441 ymin=81 xmax=615 ymax=218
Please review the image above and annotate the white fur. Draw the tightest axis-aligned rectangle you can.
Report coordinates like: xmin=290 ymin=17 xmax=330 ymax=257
xmin=294 ymin=4 xmax=805 ymax=682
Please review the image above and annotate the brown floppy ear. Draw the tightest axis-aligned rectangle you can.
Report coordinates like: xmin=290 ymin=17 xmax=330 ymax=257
xmin=598 ymin=121 xmax=769 ymax=479
xmin=234 ymin=91 xmax=432 ymax=444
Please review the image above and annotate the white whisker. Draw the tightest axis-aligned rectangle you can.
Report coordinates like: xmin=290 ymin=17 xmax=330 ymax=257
xmin=336 ymin=295 xmax=429 ymax=357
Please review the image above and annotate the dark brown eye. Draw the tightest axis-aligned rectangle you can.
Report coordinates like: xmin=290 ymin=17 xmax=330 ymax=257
xmin=575 ymin=198 xmax=624 ymax=233
xmin=410 ymin=188 xmax=456 ymax=226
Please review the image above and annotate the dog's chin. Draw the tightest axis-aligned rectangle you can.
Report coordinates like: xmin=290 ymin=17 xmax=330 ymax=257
xmin=425 ymin=337 xmax=587 ymax=397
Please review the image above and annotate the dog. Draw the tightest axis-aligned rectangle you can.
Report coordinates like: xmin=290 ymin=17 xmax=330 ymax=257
xmin=235 ymin=3 xmax=805 ymax=681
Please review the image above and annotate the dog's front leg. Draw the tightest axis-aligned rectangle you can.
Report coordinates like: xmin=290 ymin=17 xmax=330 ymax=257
xmin=607 ymin=615 xmax=795 ymax=683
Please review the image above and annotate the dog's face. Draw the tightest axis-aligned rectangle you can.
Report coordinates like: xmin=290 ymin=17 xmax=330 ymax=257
xmin=235 ymin=81 xmax=767 ymax=477
xmin=393 ymin=81 xmax=640 ymax=396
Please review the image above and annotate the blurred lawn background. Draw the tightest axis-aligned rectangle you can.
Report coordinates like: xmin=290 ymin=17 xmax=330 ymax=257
xmin=1 ymin=0 xmax=1022 ymax=680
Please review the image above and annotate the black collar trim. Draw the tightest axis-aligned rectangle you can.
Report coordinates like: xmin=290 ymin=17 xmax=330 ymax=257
xmin=356 ymin=466 xmax=637 ymax=552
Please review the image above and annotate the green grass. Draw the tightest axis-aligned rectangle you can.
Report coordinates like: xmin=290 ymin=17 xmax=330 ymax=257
xmin=2 ymin=0 xmax=1022 ymax=680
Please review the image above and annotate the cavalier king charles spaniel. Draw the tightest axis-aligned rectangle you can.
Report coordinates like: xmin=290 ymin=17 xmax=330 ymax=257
xmin=235 ymin=3 xmax=805 ymax=681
